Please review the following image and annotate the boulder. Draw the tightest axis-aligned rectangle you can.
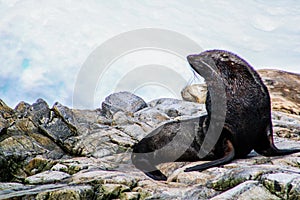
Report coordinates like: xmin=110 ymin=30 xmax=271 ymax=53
xmin=101 ymin=91 xmax=147 ymax=118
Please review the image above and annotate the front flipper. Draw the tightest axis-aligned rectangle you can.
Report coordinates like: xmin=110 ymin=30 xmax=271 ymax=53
xmin=131 ymin=153 xmax=167 ymax=181
xmin=131 ymin=117 xmax=201 ymax=181
xmin=184 ymin=139 xmax=235 ymax=172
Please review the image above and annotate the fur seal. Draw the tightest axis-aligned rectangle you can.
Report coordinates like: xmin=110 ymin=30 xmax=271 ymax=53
xmin=131 ymin=49 xmax=300 ymax=181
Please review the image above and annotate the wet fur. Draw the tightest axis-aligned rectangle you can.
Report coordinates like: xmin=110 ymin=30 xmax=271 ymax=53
xmin=132 ymin=50 xmax=300 ymax=181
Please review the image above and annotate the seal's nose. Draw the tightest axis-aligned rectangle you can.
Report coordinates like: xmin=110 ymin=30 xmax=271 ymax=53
xmin=187 ymin=55 xmax=197 ymax=63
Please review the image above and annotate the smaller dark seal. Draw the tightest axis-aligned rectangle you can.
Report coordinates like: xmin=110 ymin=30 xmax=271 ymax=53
xmin=131 ymin=50 xmax=300 ymax=181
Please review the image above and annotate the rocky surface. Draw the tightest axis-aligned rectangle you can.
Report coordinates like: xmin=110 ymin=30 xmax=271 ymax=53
xmin=258 ymin=69 xmax=300 ymax=115
xmin=0 ymin=69 xmax=299 ymax=200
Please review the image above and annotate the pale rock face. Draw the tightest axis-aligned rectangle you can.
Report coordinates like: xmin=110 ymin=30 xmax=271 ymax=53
xmin=0 ymin=69 xmax=299 ymax=199
xmin=258 ymin=69 xmax=300 ymax=115
xmin=181 ymin=83 xmax=207 ymax=104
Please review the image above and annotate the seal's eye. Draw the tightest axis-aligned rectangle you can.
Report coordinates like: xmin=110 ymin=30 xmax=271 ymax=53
xmin=220 ymin=54 xmax=229 ymax=61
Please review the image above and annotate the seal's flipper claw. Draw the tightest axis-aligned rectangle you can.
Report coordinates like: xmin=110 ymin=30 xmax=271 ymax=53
xmin=131 ymin=155 xmax=167 ymax=181
xmin=184 ymin=139 xmax=235 ymax=172
xmin=145 ymin=170 xmax=167 ymax=181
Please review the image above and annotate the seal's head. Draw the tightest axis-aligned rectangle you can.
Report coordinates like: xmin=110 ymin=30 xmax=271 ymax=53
xmin=187 ymin=50 xmax=256 ymax=85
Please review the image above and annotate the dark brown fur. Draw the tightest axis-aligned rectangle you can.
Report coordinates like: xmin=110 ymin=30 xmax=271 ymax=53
xmin=131 ymin=50 xmax=300 ymax=181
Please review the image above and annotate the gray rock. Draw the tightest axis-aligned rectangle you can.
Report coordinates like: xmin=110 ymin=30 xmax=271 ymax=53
xmin=96 ymin=183 xmax=131 ymax=199
xmin=24 ymin=157 xmax=57 ymax=176
xmin=272 ymin=111 xmax=300 ymax=139
xmin=40 ymin=116 xmax=77 ymax=151
xmin=0 ymin=183 xmax=92 ymax=200
xmin=134 ymin=106 xmax=170 ymax=126
xmin=118 ymin=123 xmax=149 ymax=141
xmin=28 ymin=98 xmax=51 ymax=125
xmin=25 ymin=170 xmax=71 ymax=184
xmin=0 ymin=100 xmax=13 ymax=138
xmin=35 ymin=185 xmax=94 ymax=200
xmin=207 ymin=166 xmax=263 ymax=191
xmin=0 ymin=131 xmax=50 ymax=180
xmin=289 ymin=177 xmax=300 ymax=200
xmin=0 ymin=117 xmax=8 ymax=133
xmin=72 ymin=127 xmax=133 ymax=158
xmin=101 ymin=91 xmax=147 ymax=118
xmin=0 ymin=101 xmax=66 ymax=181
xmin=70 ymin=169 xmax=139 ymax=187
xmin=0 ymin=182 xmax=29 ymax=191
xmin=0 ymin=99 xmax=15 ymax=120
xmin=0 ymin=183 xmax=65 ymax=199
xmin=53 ymin=102 xmax=78 ymax=131
xmin=119 ymin=191 xmax=140 ymax=200
xmin=0 ymin=153 xmax=11 ymax=181
xmin=210 ymin=181 xmax=280 ymax=200
xmin=148 ymin=98 xmax=206 ymax=118
xmin=113 ymin=111 xmax=133 ymax=125
xmin=262 ymin=172 xmax=300 ymax=199
xmin=51 ymin=163 xmax=68 ymax=172
xmin=135 ymin=180 xmax=217 ymax=199
xmin=14 ymin=101 xmax=31 ymax=118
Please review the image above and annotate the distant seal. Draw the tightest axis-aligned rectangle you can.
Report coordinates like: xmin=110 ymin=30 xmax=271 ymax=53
xmin=131 ymin=49 xmax=300 ymax=181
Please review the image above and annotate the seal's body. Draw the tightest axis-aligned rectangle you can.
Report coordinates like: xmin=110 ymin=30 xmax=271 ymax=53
xmin=132 ymin=50 xmax=300 ymax=181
